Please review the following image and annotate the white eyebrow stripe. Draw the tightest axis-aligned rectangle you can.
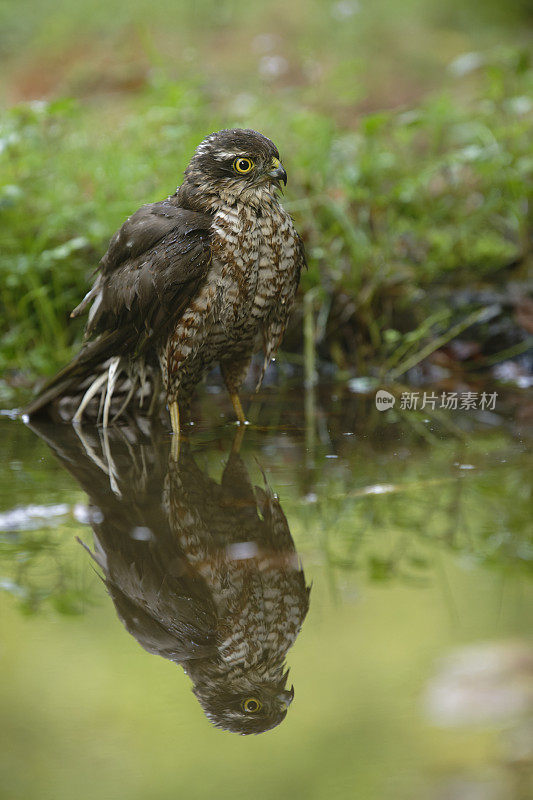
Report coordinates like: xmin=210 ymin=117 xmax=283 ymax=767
xmin=214 ymin=150 xmax=250 ymax=160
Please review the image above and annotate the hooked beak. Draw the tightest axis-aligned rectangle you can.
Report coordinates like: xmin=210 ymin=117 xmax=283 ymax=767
xmin=278 ymin=685 xmax=295 ymax=709
xmin=268 ymin=157 xmax=287 ymax=186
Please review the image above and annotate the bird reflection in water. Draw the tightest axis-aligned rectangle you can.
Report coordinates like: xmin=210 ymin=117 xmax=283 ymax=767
xmin=30 ymin=422 xmax=310 ymax=734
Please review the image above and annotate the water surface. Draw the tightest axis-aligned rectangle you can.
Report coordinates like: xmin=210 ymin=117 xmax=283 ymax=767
xmin=1 ymin=384 xmax=532 ymax=800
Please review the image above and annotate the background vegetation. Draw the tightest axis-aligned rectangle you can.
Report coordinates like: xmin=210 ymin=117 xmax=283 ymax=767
xmin=0 ymin=0 xmax=532 ymax=398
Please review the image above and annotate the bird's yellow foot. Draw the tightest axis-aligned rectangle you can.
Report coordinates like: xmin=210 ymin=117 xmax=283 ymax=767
xmin=169 ymin=401 xmax=180 ymax=461
xmin=229 ymin=392 xmax=247 ymax=425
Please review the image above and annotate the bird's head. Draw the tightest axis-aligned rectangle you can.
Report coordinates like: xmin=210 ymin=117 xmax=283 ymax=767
xmin=192 ymin=668 xmax=295 ymax=735
xmin=180 ymin=128 xmax=287 ymax=211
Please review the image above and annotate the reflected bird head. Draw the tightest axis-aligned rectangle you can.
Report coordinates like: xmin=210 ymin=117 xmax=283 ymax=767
xmin=193 ymin=671 xmax=295 ymax=735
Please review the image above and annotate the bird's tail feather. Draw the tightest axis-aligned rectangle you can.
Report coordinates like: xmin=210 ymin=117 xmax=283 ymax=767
xmin=23 ymin=330 xmax=159 ymax=423
xmin=23 ymin=331 xmax=124 ymax=417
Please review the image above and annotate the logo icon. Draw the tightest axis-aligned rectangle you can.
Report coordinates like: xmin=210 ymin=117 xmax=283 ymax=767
xmin=375 ymin=389 xmax=396 ymax=411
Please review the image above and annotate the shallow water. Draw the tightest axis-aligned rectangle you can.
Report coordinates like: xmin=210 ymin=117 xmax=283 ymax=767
xmin=1 ymin=384 xmax=532 ymax=800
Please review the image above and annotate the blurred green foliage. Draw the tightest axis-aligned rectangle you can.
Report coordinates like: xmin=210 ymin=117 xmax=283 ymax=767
xmin=291 ymin=424 xmax=533 ymax=587
xmin=0 ymin=0 xmax=532 ymax=384
xmin=1 ymin=51 xmax=531 ymax=380
xmin=0 ymin=524 xmax=95 ymax=615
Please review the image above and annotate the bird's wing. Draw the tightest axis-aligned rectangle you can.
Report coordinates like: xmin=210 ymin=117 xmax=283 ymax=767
xmin=74 ymin=200 xmax=213 ymax=352
xmin=105 ymin=567 xmax=218 ymax=662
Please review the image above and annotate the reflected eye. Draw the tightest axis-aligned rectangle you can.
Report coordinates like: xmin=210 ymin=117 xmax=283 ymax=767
xmin=233 ymin=157 xmax=254 ymax=175
xmin=242 ymin=697 xmax=262 ymax=713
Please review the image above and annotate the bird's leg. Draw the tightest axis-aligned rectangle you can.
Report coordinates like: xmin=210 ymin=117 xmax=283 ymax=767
xmin=221 ymin=359 xmax=250 ymax=425
xmin=229 ymin=392 xmax=246 ymax=426
xmin=169 ymin=400 xmax=180 ymax=433
xmin=231 ymin=424 xmax=246 ymax=454
xmin=169 ymin=400 xmax=180 ymax=461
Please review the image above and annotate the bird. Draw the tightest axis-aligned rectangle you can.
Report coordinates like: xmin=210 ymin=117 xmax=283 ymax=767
xmin=29 ymin=419 xmax=311 ymax=734
xmin=24 ymin=128 xmax=306 ymax=436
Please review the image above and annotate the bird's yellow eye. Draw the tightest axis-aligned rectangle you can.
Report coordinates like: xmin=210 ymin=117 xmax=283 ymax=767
xmin=233 ymin=157 xmax=254 ymax=175
xmin=242 ymin=697 xmax=262 ymax=713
